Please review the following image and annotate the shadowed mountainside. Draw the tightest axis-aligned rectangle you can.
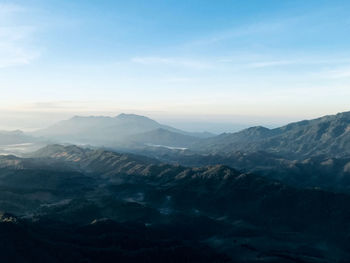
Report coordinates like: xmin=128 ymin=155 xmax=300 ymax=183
xmin=193 ymin=111 xmax=350 ymax=159
xmin=29 ymin=146 xmax=350 ymax=239
xmin=132 ymin=147 xmax=350 ymax=193
xmin=0 ymin=145 xmax=349 ymax=261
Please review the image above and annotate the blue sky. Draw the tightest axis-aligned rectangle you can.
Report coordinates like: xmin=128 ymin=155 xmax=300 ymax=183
xmin=1 ymin=0 xmax=350 ymax=131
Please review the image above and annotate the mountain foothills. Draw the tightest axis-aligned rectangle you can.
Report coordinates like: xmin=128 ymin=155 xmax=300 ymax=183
xmin=1 ymin=111 xmax=350 ymax=262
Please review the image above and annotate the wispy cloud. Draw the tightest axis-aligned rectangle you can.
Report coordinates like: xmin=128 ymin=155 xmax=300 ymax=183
xmin=322 ymin=67 xmax=350 ymax=79
xmin=179 ymin=16 xmax=303 ymax=50
xmin=163 ymin=77 xmax=194 ymax=83
xmin=219 ymin=55 xmax=350 ymax=71
xmin=0 ymin=4 xmax=39 ymax=68
xmin=246 ymin=60 xmax=298 ymax=68
xmin=0 ymin=3 xmax=24 ymax=16
xmin=131 ymin=56 xmax=212 ymax=70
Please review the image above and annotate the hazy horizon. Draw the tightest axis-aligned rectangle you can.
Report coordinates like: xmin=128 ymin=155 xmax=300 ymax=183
xmin=0 ymin=107 xmax=348 ymax=134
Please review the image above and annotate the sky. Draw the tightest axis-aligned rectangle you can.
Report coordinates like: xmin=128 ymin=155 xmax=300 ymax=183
xmin=1 ymin=0 xmax=350 ymax=132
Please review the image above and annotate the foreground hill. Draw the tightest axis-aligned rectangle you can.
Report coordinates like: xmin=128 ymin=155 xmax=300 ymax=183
xmin=193 ymin=111 xmax=350 ymax=159
xmin=0 ymin=214 xmax=227 ymax=263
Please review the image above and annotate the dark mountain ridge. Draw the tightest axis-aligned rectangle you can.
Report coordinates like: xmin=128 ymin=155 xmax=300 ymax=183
xmin=1 ymin=144 xmax=350 ymax=261
xmin=28 ymin=145 xmax=350 ymax=230
xmin=138 ymin=147 xmax=350 ymax=193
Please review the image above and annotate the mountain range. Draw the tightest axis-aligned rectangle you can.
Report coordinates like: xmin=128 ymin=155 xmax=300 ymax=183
xmin=3 ymin=111 xmax=350 ymax=160
xmin=18 ymin=110 xmax=350 ymax=160
xmin=193 ymin=111 xmax=350 ymax=159
xmin=1 ymin=111 xmax=350 ymax=261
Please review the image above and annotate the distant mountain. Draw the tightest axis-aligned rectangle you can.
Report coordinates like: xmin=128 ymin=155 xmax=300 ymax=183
xmin=193 ymin=111 xmax=350 ymax=159
xmin=129 ymin=128 xmax=199 ymax=148
xmin=0 ymin=130 xmax=34 ymax=146
xmin=0 ymin=130 xmax=46 ymax=156
xmin=32 ymin=114 xmax=213 ymax=148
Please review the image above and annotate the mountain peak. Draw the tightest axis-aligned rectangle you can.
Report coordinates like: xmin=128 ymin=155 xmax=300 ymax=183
xmin=237 ymin=125 xmax=273 ymax=138
xmin=70 ymin=115 xmax=112 ymax=120
xmin=115 ymin=113 xmax=160 ymax=127
xmin=116 ymin=113 xmax=152 ymax=120
xmin=244 ymin=126 xmax=270 ymax=133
